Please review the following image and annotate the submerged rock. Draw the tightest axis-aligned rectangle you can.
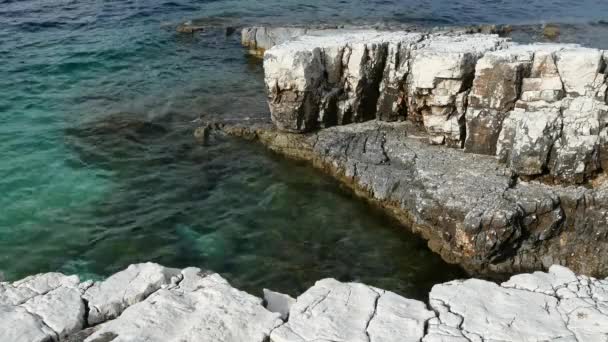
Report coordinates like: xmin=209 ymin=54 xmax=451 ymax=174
xmin=176 ymin=23 xmax=205 ymax=34
xmin=2 ymin=264 xmax=608 ymax=341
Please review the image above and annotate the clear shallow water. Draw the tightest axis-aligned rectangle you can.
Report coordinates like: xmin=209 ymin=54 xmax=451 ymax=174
xmin=2 ymin=0 xmax=608 ymax=298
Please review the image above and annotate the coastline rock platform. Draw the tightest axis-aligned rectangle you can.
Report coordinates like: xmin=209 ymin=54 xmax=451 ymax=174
xmin=1 ymin=263 xmax=607 ymax=341
xmin=213 ymin=27 xmax=608 ymax=278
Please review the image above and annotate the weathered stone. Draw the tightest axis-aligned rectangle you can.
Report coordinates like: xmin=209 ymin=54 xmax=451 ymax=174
xmin=407 ymin=34 xmax=506 ymax=146
xmin=264 ymin=30 xmax=423 ymax=132
xmin=85 ymin=268 xmax=282 ymax=342
xmin=83 ymin=262 xmax=182 ymax=325
xmin=22 ymin=286 xmax=85 ymax=339
xmin=0 ymin=305 xmax=58 ymax=342
xmin=556 ymin=48 xmax=604 ymax=96
xmin=548 ymin=97 xmax=608 ymax=182
xmin=0 ymin=273 xmax=84 ymax=342
xmin=3 ymin=263 xmax=608 ymax=342
xmin=464 ymin=48 xmax=533 ymax=154
xmin=263 ymin=288 xmax=295 ymax=320
xmin=270 ymin=278 xmax=434 ymax=342
xmin=242 ymin=26 xmax=310 ymax=55
xmin=497 ymin=108 xmax=562 ymax=176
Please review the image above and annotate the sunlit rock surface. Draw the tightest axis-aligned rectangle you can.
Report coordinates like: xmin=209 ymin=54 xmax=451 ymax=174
xmin=257 ymin=29 xmax=608 ymax=184
xmin=1 ymin=263 xmax=607 ymax=341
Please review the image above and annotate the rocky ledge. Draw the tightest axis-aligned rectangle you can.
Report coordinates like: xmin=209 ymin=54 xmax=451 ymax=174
xmin=1 ymin=263 xmax=607 ymax=342
xmin=212 ymin=28 xmax=608 ymax=277
xmin=257 ymin=28 xmax=608 ymax=185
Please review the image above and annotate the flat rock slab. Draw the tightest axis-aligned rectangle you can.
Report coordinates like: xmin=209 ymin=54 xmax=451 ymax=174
xmin=83 ymin=262 xmax=182 ymax=325
xmin=85 ymin=268 xmax=283 ymax=342
xmin=0 ymin=272 xmax=84 ymax=341
xmin=270 ymin=278 xmax=434 ymax=342
xmin=426 ymin=265 xmax=608 ymax=341
xmin=1 ymin=263 xmax=608 ymax=341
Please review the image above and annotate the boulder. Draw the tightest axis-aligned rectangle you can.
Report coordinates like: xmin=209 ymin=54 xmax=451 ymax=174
xmin=2 ymin=263 xmax=608 ymax=342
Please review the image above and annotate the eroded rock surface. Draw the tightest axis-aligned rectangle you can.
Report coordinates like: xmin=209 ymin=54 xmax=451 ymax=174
xmin=271 ymin=278 xmax=434 ymax=342
xmin=219 ymin=120 xmax=608 ymax=276
xmin=86 ymin=268 xmax=283 ymax=342
xmin=2 ymin=264 xmax=607 ymax=341
xmin=426 ymin=265 xmax=608 ymax=342
xmin=83 ymin=263 xmax=182 ymax=325
xmin=0 ymin=273 xmax=84 ymax=342
xmin=259 ymin=29 xmax=608 ymax=184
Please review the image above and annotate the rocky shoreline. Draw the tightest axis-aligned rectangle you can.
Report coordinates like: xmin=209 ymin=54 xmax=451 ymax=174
xmin=205 ymin=27 xmax=608 ymax=278
xmin=1 ymin=263 xmax=607 ymax=341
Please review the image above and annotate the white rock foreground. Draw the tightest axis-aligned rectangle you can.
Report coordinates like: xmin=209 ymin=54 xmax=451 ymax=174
xmin=2 ymin=263 xmax=608 ymax=341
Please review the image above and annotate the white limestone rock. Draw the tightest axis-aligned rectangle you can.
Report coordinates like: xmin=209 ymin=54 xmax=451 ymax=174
xmin=263 ymin=288 xmax=295 ymax=320
xmin=549 ymin=97 xmax=608 ymax=182
xmin=264 ymin=30 xmax=423 ymax=132
xmin=464 ymin=47 xmax=534 ymax=154
xmin=22 ymin=286 xmax=85 ymax=339
xmin=0 ymin=272 xmax=80 ymax=306
xmin=242 ymin=26 xmax=310 ymax=54
xmin=407 ymin=34 xmax=507 ymax=146
xmin=425 ymin=265 xmax=608 ymax=342
xmin=497 ymin=108 xmax=562 ymax=175
xmin=0 ymin=272 xmax=84 ymax=342
xmin=0 ymin=305 xmax=58 ymax=342
xmin=270 ymin=278 xmax=434 ymax=342
xmin=85 ymin=267 xmax=283 ymax=342
xmin=556 ymin=48 xmax=605 ymax=96
xmin=83 ymin=262 xmax=182 ymax=325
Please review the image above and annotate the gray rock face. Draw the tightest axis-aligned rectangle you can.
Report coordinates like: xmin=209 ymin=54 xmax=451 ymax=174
xmin=220 ymin=119 xmax=608 ymax=276
xmin=3 ymin=264 xmax=608 ymax=342
xmin=259 ymin=29 xmax=608 ymax=184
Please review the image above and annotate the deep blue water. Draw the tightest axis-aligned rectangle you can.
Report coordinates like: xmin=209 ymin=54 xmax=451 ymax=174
xmin=1 ymin=0 xmax=608 ymax=298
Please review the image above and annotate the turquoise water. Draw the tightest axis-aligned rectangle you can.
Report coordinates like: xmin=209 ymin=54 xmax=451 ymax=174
xmin=2 ymin=0 xmax=608 ymax=298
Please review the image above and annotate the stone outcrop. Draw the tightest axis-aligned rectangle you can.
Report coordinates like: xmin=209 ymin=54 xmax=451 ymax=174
xmin=256 ymin=29 xmax=608 ymax=184
xmin=426 ymin=265 xmax=608 ymax=342
xmin=217 ymin=119 xmax=608 ymax=277
xmin=2 ymin=263 xmax=608 ymax=341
